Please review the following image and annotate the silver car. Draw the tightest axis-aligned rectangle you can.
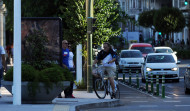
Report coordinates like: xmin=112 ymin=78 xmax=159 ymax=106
xmin=184 ymin=65 xmax=190 ymax=94
xmin=118 ymin=50 xmax=144 ymax=73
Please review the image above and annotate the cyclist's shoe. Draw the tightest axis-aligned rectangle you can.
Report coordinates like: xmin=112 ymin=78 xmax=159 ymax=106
xmin=111 ymin=92 xmax=116 ymax=99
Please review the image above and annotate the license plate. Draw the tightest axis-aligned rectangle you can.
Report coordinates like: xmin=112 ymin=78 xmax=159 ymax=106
xmin=129 ymin=65 xmax=138 ymax=67
xmin=157 ymin=72 xmax=167 ymax=74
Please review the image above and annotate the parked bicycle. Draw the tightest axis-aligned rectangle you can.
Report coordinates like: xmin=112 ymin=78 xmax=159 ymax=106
xmin=93 ymin=65 xmax=120 ymax=99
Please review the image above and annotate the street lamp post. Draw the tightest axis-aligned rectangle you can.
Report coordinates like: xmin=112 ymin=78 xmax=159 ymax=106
xmin=13 ymin=0 xmax=21 ymax=105
xmin=86 ymin=0 xmax=94 ymax=93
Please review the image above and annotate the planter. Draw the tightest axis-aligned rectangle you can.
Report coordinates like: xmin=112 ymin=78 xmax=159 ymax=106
xmin=2 ymin=80 xmax=70 ymax=104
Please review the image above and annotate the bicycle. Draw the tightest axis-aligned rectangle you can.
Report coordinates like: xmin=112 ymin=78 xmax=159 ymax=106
xmin=93 ymin=65 xmax=120 ymax=99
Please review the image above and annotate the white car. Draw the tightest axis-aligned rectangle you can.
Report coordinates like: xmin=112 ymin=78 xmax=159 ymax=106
xmin=118 ymin=50 xmax=144 ymax=73
xmin=142 ymin=53 xmax=179 ymax=82
xmin=154 ymin=47 xmax=178 ymax=63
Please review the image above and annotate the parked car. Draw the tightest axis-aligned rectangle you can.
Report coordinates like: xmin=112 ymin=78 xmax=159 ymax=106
xmin=154 ymin=46 xmax=179 ymax=63
xmin=142 ymin=53 xmax=179 ymax=82
xmin=129 ymin=43 xmax=154 ymax=57
xmin=184 ymin=65 xmax=190 ymax=94
xmin=118 ymin=50 xmax=144 ymax=73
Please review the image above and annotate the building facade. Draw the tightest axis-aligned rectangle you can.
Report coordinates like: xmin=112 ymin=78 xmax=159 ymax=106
xmin=173 ymin=0 xmax=190 ymax=45
xmin=118 ymin=0 xmax=189 ymax=45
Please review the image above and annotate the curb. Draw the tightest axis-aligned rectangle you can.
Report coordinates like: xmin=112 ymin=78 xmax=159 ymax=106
xmin=75 ymin=99 xmax=121 ymax=111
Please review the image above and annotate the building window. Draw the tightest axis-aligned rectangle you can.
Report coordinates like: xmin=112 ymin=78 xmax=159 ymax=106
xmin=133 ymin=0 xmax=135 ymax=8
xmin=122 ymin=2 xmax=125 ymax=11
xmin=138 ymin=0 xmax=141 ymax=8
xmin=179 ymin=0 xmax=186 ymax=8
xmin=174 ymin=0 xmax=178 ymax=8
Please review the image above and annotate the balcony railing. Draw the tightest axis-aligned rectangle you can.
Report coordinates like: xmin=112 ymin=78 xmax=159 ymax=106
xmin=127 ymin=8 xmax=143 ymax=15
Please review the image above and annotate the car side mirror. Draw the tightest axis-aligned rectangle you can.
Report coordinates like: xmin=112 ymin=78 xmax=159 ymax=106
xmin=187 ymin=65 xmax=190 ymax=69
xmin=173 ymin=51 xmax=177 ymax=55
xmin=177 ymin=61 xmax=181 ymax=64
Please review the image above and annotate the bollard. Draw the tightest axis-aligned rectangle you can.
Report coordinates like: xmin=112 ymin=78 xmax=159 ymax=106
xmin=129 ymin=69 xmax=132 ymax=85
xmin=162 ymin=75 xmax=165 ymax=98
xmin=151 ymin=73 xmax=154 ymax=93
xmin=123 ymin=70 xmax=125 ymax=82
xmin=156 ymin=75 xmax=159 ymax=96
xmin=146 ymin=72 xmax=149 ymax=92
xmin=136 ymin=70 xmax=139 ymax=88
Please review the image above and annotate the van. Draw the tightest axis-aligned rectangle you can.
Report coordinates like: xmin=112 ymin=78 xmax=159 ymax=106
xmin=129 ymin=43 xmax=154 ymax=57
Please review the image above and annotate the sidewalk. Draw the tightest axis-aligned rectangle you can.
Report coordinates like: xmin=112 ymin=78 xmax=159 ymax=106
xmin=0 ymin=87 xmax=120 ymax=111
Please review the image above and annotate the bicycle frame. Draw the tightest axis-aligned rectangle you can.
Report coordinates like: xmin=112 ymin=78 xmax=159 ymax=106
xmin=93 ymin=65 xmax=120 ymax=99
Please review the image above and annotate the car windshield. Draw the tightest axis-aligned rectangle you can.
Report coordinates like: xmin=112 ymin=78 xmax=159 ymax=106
xmin=132 ymin=47 xmax=154 ymax=54
xmin=120 ymin=51 xmax=142 ymax=58
xmin=147 ymin=55 xmax=175 ymax=63
xmin=155 ymin=49 xmax=173 ymax=53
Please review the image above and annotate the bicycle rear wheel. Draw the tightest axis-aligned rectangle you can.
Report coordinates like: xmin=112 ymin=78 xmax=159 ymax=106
xmin=115 ymin=85 xmax=120 ymax=99
xmin=94 ymin=78 xmax=106 ymax=99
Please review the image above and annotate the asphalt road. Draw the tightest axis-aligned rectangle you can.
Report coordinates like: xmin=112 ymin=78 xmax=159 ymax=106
xmin=82 ymin=59 xmax=190 ymax=111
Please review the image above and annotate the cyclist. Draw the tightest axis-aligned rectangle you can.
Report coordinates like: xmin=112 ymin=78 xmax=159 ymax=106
xmin=92 ymin=42 xmax=117 ymax=97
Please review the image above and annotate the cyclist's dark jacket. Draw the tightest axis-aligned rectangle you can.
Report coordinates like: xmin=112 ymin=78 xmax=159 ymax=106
xmin=96 ymin=49 xmax=117 ymax=61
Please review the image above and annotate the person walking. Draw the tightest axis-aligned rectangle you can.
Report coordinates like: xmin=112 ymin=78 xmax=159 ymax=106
xmin=92 ymin=42 xmax=117 ymax=98
xmin=0 ymin=46 xmax=6 ymax=98
xmin=57 ymin=40 xmax=75 ymax=98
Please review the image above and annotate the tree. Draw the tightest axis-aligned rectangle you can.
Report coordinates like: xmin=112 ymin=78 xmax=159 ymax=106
xmin=4 ymin=0 xmax=128 ymax=46
xmin=153 ymin=7 xmax=186 ymax=34
xmin=93 ymin=0 xmax=128 ymax=45
xmin=138 ymin=10 xmax=157 ymax=29
xmin=138 ymin=10 xmax=157 ymax=41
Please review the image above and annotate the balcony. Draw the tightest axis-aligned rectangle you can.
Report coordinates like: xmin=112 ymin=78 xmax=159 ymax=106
xmin=127 ymin=8 xmax=142 ymax=16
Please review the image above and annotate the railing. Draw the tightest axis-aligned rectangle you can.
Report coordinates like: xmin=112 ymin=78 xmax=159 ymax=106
xmin=127 ymin=8 xmax=142 ymax=15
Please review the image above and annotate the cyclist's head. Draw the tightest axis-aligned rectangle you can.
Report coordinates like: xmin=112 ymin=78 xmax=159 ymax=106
xmin=103 ymin=42 xmax=111 ymax=52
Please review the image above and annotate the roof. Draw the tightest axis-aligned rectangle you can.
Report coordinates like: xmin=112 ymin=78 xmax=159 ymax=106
xmin=130 ymin=43 xmax=152 ymax=47
xmin=154 ymin=47 xmax=171 ymax=49
xmin=121 ymin=49 xmax=141 ymax=52
xmin=147 ymin=53 xmax=172 ymax=56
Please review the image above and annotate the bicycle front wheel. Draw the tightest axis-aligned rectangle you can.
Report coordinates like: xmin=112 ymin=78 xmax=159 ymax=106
xmin=94 ymin=78 xmax=106 ymax=99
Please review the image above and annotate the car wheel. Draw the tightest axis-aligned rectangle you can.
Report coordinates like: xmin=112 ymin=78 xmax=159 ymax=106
xmin=185 ymin=83 xmax=190 ymax=94
xmin=142 ymin=78 xmax=146 ymax=83
xmin=184 ymin=77 xmax=190 ymax=94
xmin=173 ymin=78 xmax=179 ymax=82
xmin=185 ymin=87 xmax=190 ymax=94
xmin=118 ymin=69 xmax=122 ymax=73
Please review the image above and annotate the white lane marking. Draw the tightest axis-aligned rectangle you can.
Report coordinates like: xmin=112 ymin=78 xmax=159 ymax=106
xmin=53 ymin=105 xmax=70 ymax=111
xmin=119 ymin=82 xmax=158 ymax=99
xmin=175 ymin=105 xmax=190 ymax=107
xmin=131 ymin=101 xmax=148 ymax=103
xmin=159 ymin=94 xmax=171 ymax=99
xmin=139 ymin=105 xmax=158 ymax=108
xmin=124 ymin=97 xmax=151 ymax=99
xmin=163 ymin=101 xmax=181 ymax=103
xmin=171 ymin=97 xmax=190 ymax=99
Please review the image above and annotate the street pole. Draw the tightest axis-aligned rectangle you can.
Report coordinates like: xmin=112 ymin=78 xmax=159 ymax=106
xmin=86 ymin=0 xmax=93 ymax=93
xmin=13 ymin=0 xmax=21 ymax=105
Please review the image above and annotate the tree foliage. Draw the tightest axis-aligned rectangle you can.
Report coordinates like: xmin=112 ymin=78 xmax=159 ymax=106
xmin=3 ymin=0 xmax=128 ymax=46
xmin=138 ymin=10 xmax=157 ymax=28
xmin=93 ymin=0 xmax=128 ymax=45
xmin=138 ymin=7 xmax=186 ymax=35
xmin=153 ymin=7 xmax=186 ymax=34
